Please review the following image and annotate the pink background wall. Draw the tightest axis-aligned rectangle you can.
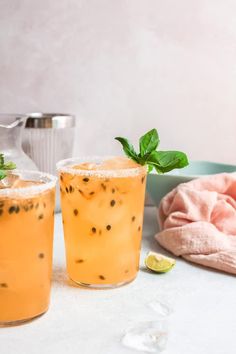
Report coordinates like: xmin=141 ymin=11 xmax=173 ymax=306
xmin=0 ymin=1 xmax=236 ymax=163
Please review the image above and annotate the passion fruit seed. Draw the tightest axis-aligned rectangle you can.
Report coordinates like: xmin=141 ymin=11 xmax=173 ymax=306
xmin=8 ymin=206 xmax=15 ymax=214
xmin=110 ymin=200 xmax=116 ymax=207
xmin=38 ymin=253 xmax=45 ymax=259
xmin=38 ymin=214 xmax=44 ymax=220
xmin=75 ymin=259 xmax=84 ymax=263
xmin=0 ymin=283 xmax=8 ymax=288
xmin=99 ymin=275 xmax=105 ymax=280
xmin=92 ymin=227 xmax=96 ymax=233
xmin=106 ymin=225 xmax=111 ymax=231
xmin=101 ymin=183 xmax=106 ymax=191
xmin=132 ymin=216 xmax=136 ymax=222
xmin=8 ymin=205 xmax=20 ymax=214
xmin=83 ymin=178 xmax=89 ymax=182
xmin=69 ymin=185 xmax=74 ymax=193
xmin=74 ymin=209 xmax=78 ymax=216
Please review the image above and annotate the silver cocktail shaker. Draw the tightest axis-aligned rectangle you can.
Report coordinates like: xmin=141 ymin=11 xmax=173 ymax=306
xmin=23 ymin=113 xmax=76 ymax=211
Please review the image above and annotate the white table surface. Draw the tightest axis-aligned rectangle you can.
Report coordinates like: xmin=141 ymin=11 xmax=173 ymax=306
xmin=1 ymin=207 xmax=236 ymax=354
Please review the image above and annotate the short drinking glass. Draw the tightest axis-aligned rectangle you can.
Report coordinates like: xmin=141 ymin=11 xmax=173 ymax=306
xmin=57 ymin=156 xmax=147 ymax=288
xmin=0 ymin=171 xmax=56 ymax=325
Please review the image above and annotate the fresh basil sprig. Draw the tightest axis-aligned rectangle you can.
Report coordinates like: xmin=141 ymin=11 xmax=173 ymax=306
xmin=115 ymin=128 xmax=189 ymax=173
xmin=0 ymin=153 xmax=16 ymax=180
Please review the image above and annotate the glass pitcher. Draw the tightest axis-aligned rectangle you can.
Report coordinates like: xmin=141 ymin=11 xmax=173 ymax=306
xmin=0 ymin=114 xmax=38 ymax=170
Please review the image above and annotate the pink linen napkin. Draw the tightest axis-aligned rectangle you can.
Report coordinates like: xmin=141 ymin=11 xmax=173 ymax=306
xmin=156 ymin=173 xmax=236 ymax=275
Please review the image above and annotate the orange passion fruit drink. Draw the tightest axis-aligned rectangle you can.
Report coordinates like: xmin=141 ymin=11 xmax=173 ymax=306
xmin=57 ymin=156 xmax=147 ymax=288
xmin=0 ymin=170 xmax=56 ymax=325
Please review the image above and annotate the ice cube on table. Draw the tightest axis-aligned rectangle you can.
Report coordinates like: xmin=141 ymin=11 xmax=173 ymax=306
xmin=122 ymin=321 xmax=168 ymax=353
xmin=148 ymin=298 xmax=173 ymax=317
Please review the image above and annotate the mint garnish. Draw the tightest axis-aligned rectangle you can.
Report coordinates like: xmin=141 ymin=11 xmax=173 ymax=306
xmin=0 ymin=153 xmax=16 ymax=180
xmin=115 ymin=128 xmax=189 ymax=174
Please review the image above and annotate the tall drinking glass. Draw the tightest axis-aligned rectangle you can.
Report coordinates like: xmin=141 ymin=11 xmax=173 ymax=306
xmin=0 ymin=171 xmax=56 ymax=325
xmin=57 ymin=156 xmax=147 ymax=288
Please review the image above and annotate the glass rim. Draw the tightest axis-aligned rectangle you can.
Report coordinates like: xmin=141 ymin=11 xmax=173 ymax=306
xmin=0 ymin=170 xmax=57 ymax=197
xmin=56 ymin=156 xmax=147 ymax=178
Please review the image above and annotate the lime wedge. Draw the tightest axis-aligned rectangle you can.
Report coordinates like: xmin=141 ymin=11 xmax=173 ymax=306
xmin=145 ymin=252 xmax=176 ymax=273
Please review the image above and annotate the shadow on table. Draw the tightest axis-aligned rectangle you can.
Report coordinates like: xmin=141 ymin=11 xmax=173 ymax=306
xmin=52 ymin=265 xmax=67 ymax=285
xmin=177 ymin=258 xmax=236 ymax=278
xmin=142 ymin=206 xmax=172 ymax=257
xmin=52 ymin=266 xmax=80 ymax=289
xmin=52 ymin=266 xmax=116 ymax=291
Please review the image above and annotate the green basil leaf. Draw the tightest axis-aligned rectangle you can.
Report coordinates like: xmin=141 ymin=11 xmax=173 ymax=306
xmin=115 ymin=137 xmax=139 ymax=162
xmin=115 ymin=129 xmax=189 ymax=174
xmin=139 ymin=129 xmax=159 ymax=157
xmin=0 ymin=154 xmax=4 ymax=167
xmin=2 ymin=161 xmax=17 ymax=170
xmin=147 ymin=150 xmax=188 ymax=173
xmin=156 ymin=151 xmax=189 ymax=169
xmin=0 ymin=153 xmax=17 ymax=180
xmin=147 ymin=165 xmax=154 ymax=173
xmin=0 ymin=170 xmax=6 ymax=180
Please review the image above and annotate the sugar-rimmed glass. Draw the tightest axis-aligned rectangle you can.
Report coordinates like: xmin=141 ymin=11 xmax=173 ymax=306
xmin=0 ymin=170 xmax=56 ymax=326
xmin=57 ymin=156 xmax=147 ymax=288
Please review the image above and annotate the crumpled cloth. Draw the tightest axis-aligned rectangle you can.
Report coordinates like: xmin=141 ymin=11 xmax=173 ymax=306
xmin=156 ymin=173 xmax=236 ymax=275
